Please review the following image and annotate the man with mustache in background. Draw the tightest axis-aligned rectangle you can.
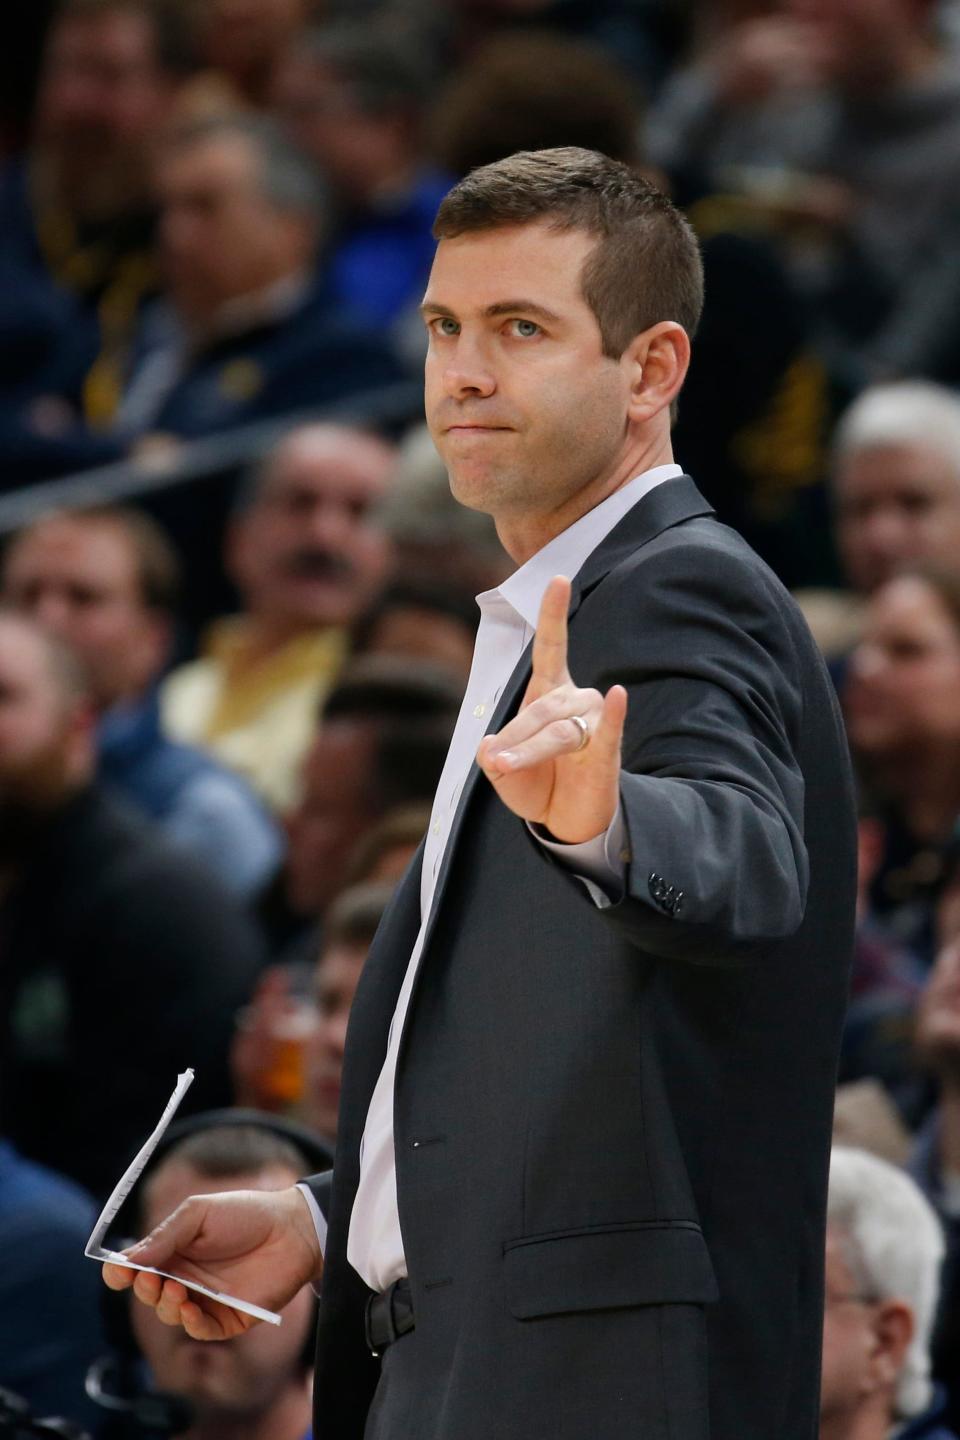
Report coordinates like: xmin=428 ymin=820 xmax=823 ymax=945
xmin=162 ymin=422 xmax=395 ymax=810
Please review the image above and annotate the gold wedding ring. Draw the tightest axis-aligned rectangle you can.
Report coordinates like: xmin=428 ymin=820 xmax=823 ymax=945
xmin=570 ymin=714 xmax=590 ymax=751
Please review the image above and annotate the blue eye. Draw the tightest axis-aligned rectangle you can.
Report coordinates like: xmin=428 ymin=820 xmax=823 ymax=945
xmin=513 ymin=319 xmax=540 ymax=338
xmin=434 ymin=317 xmax=459 ymax=336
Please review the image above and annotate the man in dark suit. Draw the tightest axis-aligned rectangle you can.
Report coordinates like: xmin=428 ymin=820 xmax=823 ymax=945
xmin=106 ymin=147 xmax=857 ymax=1439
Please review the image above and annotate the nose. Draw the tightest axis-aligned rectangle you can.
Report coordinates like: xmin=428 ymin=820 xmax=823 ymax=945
xmin=28 ymin=590 xmax=73 ymax=635
xmin=304 ymin=497 xmax=355 ymax=549
xmin=440 ymin=334 xmax=496 ymax=401
xmin=860 ymin=507 xmax=910 ymax=564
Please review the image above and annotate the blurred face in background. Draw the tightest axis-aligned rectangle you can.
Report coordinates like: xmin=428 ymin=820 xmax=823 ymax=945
xmin=3 ymin=517 xmax=167 ymax=710
xmin=844 ymin=575 xmax=960 ymax=763
xmin=360 ymin=605 xmax=475 ymax=682
xmin=0 ymin=617 xmax=92 ymax=855
xmin=131 ymin=1162 xmax=314 ymax=1421
xmin=35 ymin=7 xmax=176 ymax=216
xmin=285 ymin=722 xmax=379 ymax=915
xmin=198 ymin=0 xmax=308 ymax=100
xmin=230 ymin=429 xmax=393 ymax=632
xmin=784 ymin=0 xmax=935 ymax=87
xmin=155 ymin=132 xmax=314 ymax=326
xmin=304 ymin=938 xmax=368 ymax=1138
xmin=834 ymin=442 xmax=960 ymax=595
xmin=272 ymin=54 xmax=412 ymax=204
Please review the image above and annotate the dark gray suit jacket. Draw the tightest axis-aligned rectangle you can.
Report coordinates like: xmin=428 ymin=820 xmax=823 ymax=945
xmin=309 ymin=476 xmax=857 ymax=1440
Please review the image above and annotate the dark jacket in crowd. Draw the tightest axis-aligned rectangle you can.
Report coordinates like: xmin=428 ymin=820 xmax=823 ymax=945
xmin=0 ymin=785 xmax=264 ymax=1198
xmin=0 ymin=1140 xmax=106 ymax=1434
xmin=115 ymin=280 xmax=407 ymax=443
xmin=900 ymin=1387 xmax=960 ymax=1440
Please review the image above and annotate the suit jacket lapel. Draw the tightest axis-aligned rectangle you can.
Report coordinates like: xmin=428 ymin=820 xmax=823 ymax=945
xmin=397 ymin=475 xmax=715 ymax=1049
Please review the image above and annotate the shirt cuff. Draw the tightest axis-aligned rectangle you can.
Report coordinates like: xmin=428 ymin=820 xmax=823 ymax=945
xmin=528 ymin=802 xmax=629 ymax=908
xmin=296 ymin=1180 xmax=328 ymax=1259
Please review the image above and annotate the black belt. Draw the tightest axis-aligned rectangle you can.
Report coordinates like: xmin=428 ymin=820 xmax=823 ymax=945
xmin=365 ymin=1277 xmax=415 ymax=1356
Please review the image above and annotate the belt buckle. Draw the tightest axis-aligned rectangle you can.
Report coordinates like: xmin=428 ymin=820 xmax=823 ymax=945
xmin=364 ymin=1282 xmax=401 ymax=1358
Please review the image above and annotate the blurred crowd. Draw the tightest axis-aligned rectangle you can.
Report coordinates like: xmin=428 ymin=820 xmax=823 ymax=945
xmin=5 ymin=1 xmax=960 ymax=1438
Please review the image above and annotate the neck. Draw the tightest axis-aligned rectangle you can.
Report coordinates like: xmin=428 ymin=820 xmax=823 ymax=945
xmin=234 ymin=614 xmax=326 ymax=667
xmin=184 ymin=1381 xmax=311 ymax=1440
xmin=496 ymin=434 xmax=675 ymax=565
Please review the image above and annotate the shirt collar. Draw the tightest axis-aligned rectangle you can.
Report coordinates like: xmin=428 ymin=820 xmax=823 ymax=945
xmin=482 ymin=464 xmax=682 ymax=629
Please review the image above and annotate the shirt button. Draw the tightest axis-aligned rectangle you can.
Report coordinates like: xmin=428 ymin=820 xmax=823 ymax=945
xmin=473 ymin=703 xmax=486 ymax=718
xmin=432 ymin=820 xmax=441 ymax=836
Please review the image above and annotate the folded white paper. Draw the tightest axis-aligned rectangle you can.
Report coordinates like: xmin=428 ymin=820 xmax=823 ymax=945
xmin=85 ymin=1068 xmax=282 ymax=1326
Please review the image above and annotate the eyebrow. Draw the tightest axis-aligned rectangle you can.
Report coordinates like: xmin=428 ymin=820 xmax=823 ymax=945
xmin=420 ymin=299 xmax=563 ymax=326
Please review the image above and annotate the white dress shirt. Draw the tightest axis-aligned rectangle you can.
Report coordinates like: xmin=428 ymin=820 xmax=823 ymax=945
xmin=346 ymin=463 xmax=683 ymax=1293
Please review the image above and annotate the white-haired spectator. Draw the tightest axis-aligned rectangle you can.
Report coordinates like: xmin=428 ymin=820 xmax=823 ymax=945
xmin=821 ymin=1146 xmax=954 ymax=1439
xmin=832 ymin=381 xmax=960 ymax=597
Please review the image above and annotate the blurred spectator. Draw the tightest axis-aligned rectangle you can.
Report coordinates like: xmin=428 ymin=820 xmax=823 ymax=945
xmin=233 ymin=879 xmax=395 ymax=1123
xmin=1 ymin=110 xmax=405 ymax=480
xmin=429 ymin=29 xmax=646 ymax=178
xmin=913 ymin=875 xmax=960 ymax=1423
xmin=349 ymin=578 xmax=479 ymax=682
xmin=839 ymin=794 xmax=928 ymax=1125
xmin=280 ymin=657 xmax=461 ymax=933
xmin=121 ymin=1120 xmax=321 ymax=1440
xmin=913 ymin=922 xmax=960 ymax=1216
xmin=272 ymin=23 xmax=449 ymax=336
xmin=301 ymin=881 xmax=393 ymax=1140
xmin=806 ymin=381 xmax=960 ymax=662
xmin=162 ymin=423 xmax=395 ymax=810
xmin=2 ymin=506 xmax=281 ymax=897
xmin=822 ymin=1146 xmax=954 ymax=1440
xmin=0 ymin=611 xmax=263 ymax=1196
xmin=343 ymin=802 xmax=432 ymax=887
xmin=195 ymin=0 xmax=314 ymax=109
xmin=0 ymin=1141 xmax=106 ymax=1433
xmin=112 ymin=113 xmax=403 ymax=446
xmin=377 ymin=422 xmax=510 ymax=595
xmin=0 ymin=0 xmax=195 ymax=443
xmin=394 ymin=0 xmax=683 ymax=94
xmin=844 ymin=566 xmax=960 ymax=962
xmin=833 ymin=383 xmax=960 ymax=597
xmin=649 ymin=0 xmax=960 ymax=387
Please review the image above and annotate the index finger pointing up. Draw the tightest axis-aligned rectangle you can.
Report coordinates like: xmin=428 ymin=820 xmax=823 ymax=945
xmin=531 ymin=576 xmax=572 ymax=688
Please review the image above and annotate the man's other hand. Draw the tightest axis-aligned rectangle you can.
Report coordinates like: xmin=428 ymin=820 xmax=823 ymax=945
xmin=102 ymin=1184 xmax=322 ymax=1341
xmin=478 ymin=575 xmax=626 ymax=844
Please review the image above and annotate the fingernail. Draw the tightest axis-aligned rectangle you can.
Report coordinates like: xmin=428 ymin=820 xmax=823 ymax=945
xmin=495 ymin=751 xmax=516 ymax=768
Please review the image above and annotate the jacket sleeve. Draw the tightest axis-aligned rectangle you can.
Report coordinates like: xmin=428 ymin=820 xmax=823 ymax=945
xmin=560 ymin=537 xmax=811 ymax=966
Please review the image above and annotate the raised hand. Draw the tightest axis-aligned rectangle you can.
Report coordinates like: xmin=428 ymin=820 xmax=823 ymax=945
xmin=477 ymin=575 xmax=626 ymax=843
xmin=102 ymin=1185 xmax=321 ymax=1341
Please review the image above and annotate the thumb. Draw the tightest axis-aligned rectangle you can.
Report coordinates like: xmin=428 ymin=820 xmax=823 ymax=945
xmin=126 ymin=1196 xmax=204 ymax=1267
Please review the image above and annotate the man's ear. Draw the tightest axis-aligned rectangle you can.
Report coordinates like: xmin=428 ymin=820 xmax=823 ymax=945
xmin=868 ymin=1300 xmax=914 ymax=1392
xmin=623 ymin=321 xmax=690 ymax=425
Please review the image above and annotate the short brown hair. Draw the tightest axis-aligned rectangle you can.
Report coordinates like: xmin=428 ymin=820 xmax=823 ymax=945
xmin=433 ymin=146 xmax=704 ymax=359
xmin=12 ymin=506 xmax=181 ymax=613
xmin=324 ymin=880 xmax=395 ymax=949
